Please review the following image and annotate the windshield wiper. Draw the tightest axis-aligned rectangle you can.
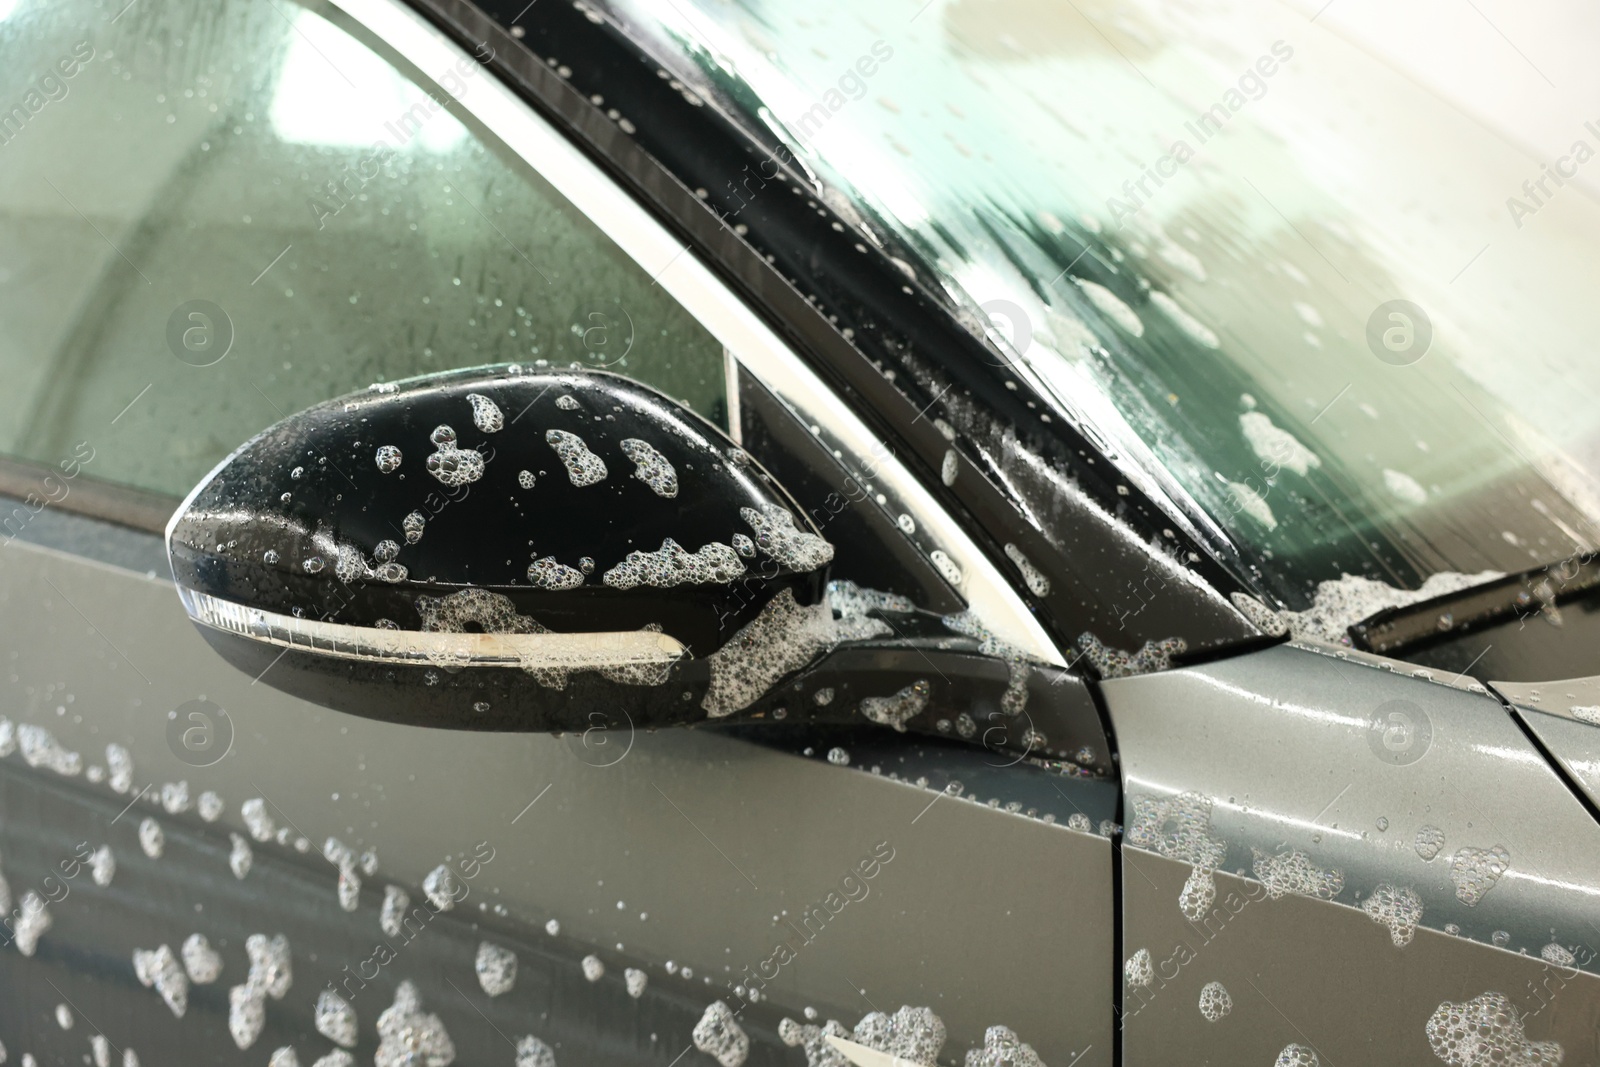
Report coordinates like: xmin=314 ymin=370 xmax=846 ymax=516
xmin=1350 ymin=552 xmax=1600 ymax=655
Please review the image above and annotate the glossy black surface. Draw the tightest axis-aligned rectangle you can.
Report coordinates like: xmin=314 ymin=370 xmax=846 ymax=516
xmin=168 ymin=366 xmax=823 ymax=651
xmin=404 ymin=0 xmax=1262 ymax=670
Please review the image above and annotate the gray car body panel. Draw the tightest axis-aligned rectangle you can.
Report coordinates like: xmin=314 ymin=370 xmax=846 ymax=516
xmin=1494 ymin=676 xmax=1600 ymax=814
xmin=0 ymin=526 xmax=1112 ymax=1064
xmin=1103 ymin=641 xmax=1600 ymax=1063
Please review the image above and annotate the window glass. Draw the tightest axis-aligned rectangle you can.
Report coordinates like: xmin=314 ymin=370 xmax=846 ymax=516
xmin=603 ymin=0 xmax=1600 ymax=605
xmin=0 ymin=0 xmax=724 ymax=500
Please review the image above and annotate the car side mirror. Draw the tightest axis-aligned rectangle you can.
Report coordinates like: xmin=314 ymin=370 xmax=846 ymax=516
xmin=166 ymin=365 xmax=1108 ymax=773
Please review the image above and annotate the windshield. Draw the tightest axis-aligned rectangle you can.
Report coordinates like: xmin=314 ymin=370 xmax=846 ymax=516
xmin=596 ymin=0 xmax=1600 ymax=610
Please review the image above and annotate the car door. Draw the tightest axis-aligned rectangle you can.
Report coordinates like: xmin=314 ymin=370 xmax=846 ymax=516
xmin=1105 ymin=639 xmax=1600 ymax=1066
xmin=0 ymin=1 xmax=1113 ymax=1064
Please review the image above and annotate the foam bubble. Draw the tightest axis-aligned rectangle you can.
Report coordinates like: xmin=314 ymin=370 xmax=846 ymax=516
xmin=703 ymin=589 xmax=888 ymax=717
xmin=375 ymin=445 xmax=402 ymax=473
xmin=198 ymin=791 xmax=224 ymax=822
xmin=581 ymin=955 xmax=605 ymax=982
xmin=1275 ymin=1045 xmax=1319 ymax=1067
xmin=1541 ymin=943 xmax=1576 ymax=967
xmin=375 ymin=981 xmax=454 ymax=1067
xmin=241 ymin=798 xmax=275 ymax=842
xmin=1077 ymin=633 xmax=1186 ymax=679
xmin=1124 ymin=948 xmax=1153 ymax=988
xmin=106 ymin=743 xmax=132 ymax=793
xmin=693 ymin=1001 xmax=750 ymax=1067
xmin=161 ymin=781 xmax=190 ymax=814
xmin=1240 ymin=411 xmax=1320 ymax=477
xmin=740 ymin=504 xmax=834 ymax=571
xmin=515 ymin=1036 xmax=556 ymax=1067
xmin=467 ymin=393 xmax=503 ymax=433
xmin=246 ymin=933 xmax=292 ymax=1000
xmin=1150 ymin=291 xmax=1219 ymax=347
xmin=555 ymin=395 xmax=580 ymax=411
xmin=1425 ymin=991 xmax=1561 ymax=1066
xmin=1003 ymin=544 xmax=1050 ymax=596
xmin=381 ymin=886 xmax=409 ymax=938
xmin=1128 ymin=792 xmax=1228 ymax=920
xmin=1252 ymin=848 xmax=1344 ymax=901
xmin=13 ymin=891 xmax=49 ymax=956
xmin=316 ymin=990 xmax=357 ymax=1047
xmin=1284 ymin=570 xmax=1502 ymax=646
xmin=620 ymin=438 xmax=678 ymax=497
xmin=138 ymin=818 xmax=164 ymax=859
xmin=859 ymin=681 xmax=930 ymax=732
xmin=422 ymin=864 xmax=459 ymax=911
xmin=133 ymin=944 xmax=188 ymax=1017
xmin=182 ymin=933 xmax=222 ymax=984
xmin=1361 ymin=883 xmax=1423 ymax=946
xmin=528 ymin=556 xmax=585 ymax=590
xmin=1449 ymin=845 xmax=1510 ymax=907
xmin=19 ymin=724 xmax=81 ymax=776
xmin=546 ymin=429 xmax=607 ymax=486
xmin=964 ymin=1025 xmax=1044 ymax=1067
xmin=941 ymin=449 xmax=958 ymax=486
xmin=229 ymin=834 xmax=253 ymax=879
xmin=88 ymin=844 xmax=115 ymax=887
xmin=476 ymin=942 xmax=517 ymax=997
xmin=602 ymin=539 xmax=743 ymax=590
xmin=1076 ymin=279 xmax=1143 ymax=336
xmin=624 ymin=967 xmax=648 ymax=998
xmin=1199 ymin=981 xmax=1232 ymax=1021
xmin=402 ymin=511 xmax=426 ymax=543
xmin=850 ymin=1006 xmax=945 ymax=1065
xmin=228 ymin=983 xmax=266 ymax=1050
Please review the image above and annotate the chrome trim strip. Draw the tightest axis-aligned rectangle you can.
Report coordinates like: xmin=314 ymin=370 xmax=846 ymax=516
xmin=329 ymin=0 xmax=1064 ymax=667
xmin=178 ymin=586 xmax=686 ymax=668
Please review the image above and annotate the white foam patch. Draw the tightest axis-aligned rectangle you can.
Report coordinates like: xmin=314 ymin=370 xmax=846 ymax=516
xmin=602 ymin=539 xmax=743 ymax=590
xmin=229 ymin=834 xmax=253 ymax=879
xmin=375 ymin=445 xmax=402 ymax=473
xmin=138 ymin=818 xmax=164 ymax=859
xmin=545 ymin=429 xmax=607 ymax=486
xmin=620 ymin=438 xmax=678 ymax=498
xmin=381 ymin=886 xmax=409 ymax=937
xmin=1199 ymin=981 xmax=1232 ymax=1021
xmin=133 ymin=945 xmax=188 ymax=1017
xmin=1077 ymin=633 xmax=1187 ymax=679
xmin=376 ymin=981 xmax=454 ymax=1067
xmin=1003 ymin=543 xmax=1050 ymax=596
xmin=476 ymin=942 xmax=517 ymax=997
xmin=106 ymin=742 xmax=132 ymax=793
xmin=527 ymin=557 xmax=585 ymax=590
xmin=1226 ymin=480 xmax=1276 ymax=528
xmin=425 ymin=425 xmax=485 ymax=488
xmin=1127 ymin=792 xmax=1228 ymax=921
xmin=1426 ymin=992 xmax=1562 ymax=1066
xmin=740 ymin=504 xmax=834 ymax=571
xmin=515 ymin=1035 xmax=556 ymax=1067
xmin=19 ymin=724 xmax=81 ymax=776
xmin=422 ymin=864 xmax=459 ymax=911
xmin=1150 ymin=291 xmax=1219 ymax=347
xmin=241 ymin=798 xmax=275 ymax=842
xmin=1252 ymin=848 xmax=1344 ymax=901
xmin=581 ymin=954 xmax=604 ymax=981
xmin=1415 ymin=825 xmax=1446 ymax=861
xmin=693 ymin=1001 xmax=749 ymax=1067
xmin=941 ymin=611 xmax=1034 ymax=715
xmin=1362 ymin=883 xmax=1423 ymax=946
xmin=1124 ymin=949 xmax=1153 ymax=988
xmin=1276 ymin=1045 xmax=1320 ymax=1067
xmin=1076 ymin=279 xmax=1144 ymax=336
xmin=89 ymin=844 xmax=115 ymax=887
xmin=1450 ymin=845 xmax=1510 ymax=907
xmin=182 ymin=933 xmax=223 ymax=984
xmin=1284 ymin=570 xmax=1503 ymax=646
xmin=624 ymin=967 xmax=648 ymax=998
xmin=703 ymin=589 xmax=888 ymax=717
xmin=1384 ymin=468 xmax=1427 ymax=505
xmin=197 ymin=791 xmax=224 ymax=822
xmin=228 ymin=983 xmax=266 ymax=1050
xmin=467 ymin=394 xmax=503 ymax=433
xmin=859 ymin=681 xmax=930 ymax=732
xmin=1240 ymin=411 xmax=1320 ymax=477
xmin=964 ymin=1025 xmax=1044 ymax=1067
xmin=13 ymin=891 xmax=49 ymax=956
xmin=315 ymin=990 xmax=357 ymax=1047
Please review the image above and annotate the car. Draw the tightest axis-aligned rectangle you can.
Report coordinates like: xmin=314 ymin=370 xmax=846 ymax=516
xmin=2 ymin=0 xmax=1599 ymax=1065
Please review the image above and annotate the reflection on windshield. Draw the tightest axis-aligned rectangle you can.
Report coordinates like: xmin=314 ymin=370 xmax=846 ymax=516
xmin=603 ymin=0 xmax=1600 ymax=607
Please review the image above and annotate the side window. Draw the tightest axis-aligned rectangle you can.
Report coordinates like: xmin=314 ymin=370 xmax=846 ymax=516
xmin=0 ymin=0 xmax=725 ymax=502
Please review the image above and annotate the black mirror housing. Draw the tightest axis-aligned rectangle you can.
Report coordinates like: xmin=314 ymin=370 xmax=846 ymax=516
xmin=167 ymin=365 xmax=834 ymax=730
